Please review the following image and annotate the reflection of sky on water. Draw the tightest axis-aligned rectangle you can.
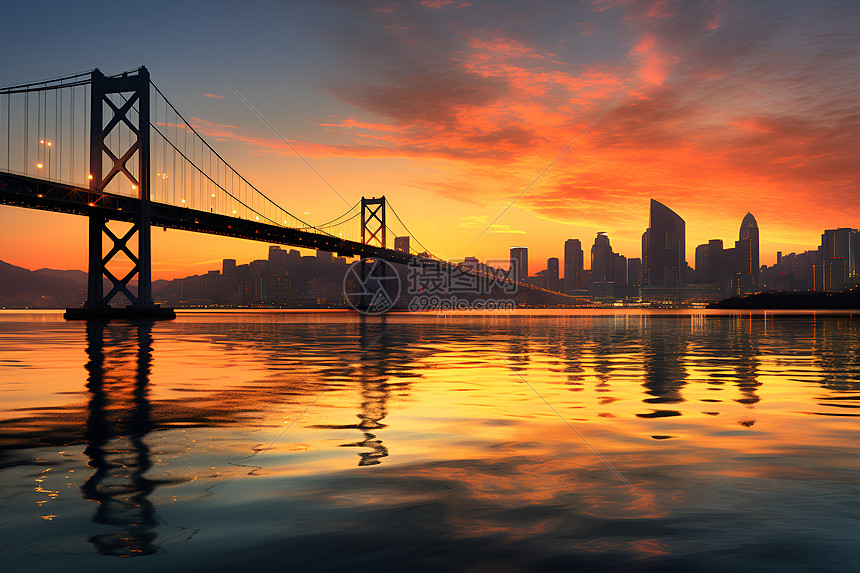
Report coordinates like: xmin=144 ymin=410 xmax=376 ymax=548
xmin=0 ymin=311 xmax=858 ymax=571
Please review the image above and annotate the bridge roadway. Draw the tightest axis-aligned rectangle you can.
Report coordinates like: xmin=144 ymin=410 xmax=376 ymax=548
xmin=0 ymin=172 xmax=413 ymax=264
xmin=0 ymin=171 xmax=581 ymax=303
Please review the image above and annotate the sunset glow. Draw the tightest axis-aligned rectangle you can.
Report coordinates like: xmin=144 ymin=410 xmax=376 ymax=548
xmin=1 ymin=1 xmax=857 ymax=279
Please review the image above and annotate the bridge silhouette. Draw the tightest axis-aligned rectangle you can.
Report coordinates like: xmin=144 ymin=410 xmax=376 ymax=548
xmin=0 ymin=67 xmax=576 ymax=318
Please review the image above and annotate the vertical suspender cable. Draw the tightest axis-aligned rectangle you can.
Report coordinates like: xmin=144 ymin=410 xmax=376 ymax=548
xmin=24 ymin=92 xmax=28 ymax=174
xmin=59 ymin=88 xmax=63 ymax=181
xmin=71 ymin=86 xmax=75 ymax=183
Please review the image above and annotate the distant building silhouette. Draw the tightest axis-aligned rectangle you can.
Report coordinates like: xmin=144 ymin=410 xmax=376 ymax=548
xmin=612 ymin=252 xmax=628 ymax=297
xmin=154 ymin=247 xmax=352 ymax=307
xmin=510 ymin=246 xmax=528 ymax=283
xmin=694 ymin=243 xmax=709 ymax=283
xmin=642 ymin=199 xmax=685 ymax=290
xmin=591 ymin=232 xmax=613 ymax=283
xmin=547 ymin=257 xmax=561 ymax=291
xmin=708 ymin=239 xmax=724 ymax=286
xmin=394 ymin=236 xmax=410 ymax=254
xmin=627 ymin=257 xmax=642 ymax=295
xmin=563 ymin=239 xmax=583 ymax=293
xmin=818 ymin=227 xmax=859 ymax=291
xmin=737 ymin=212 xmax=760 ymax=293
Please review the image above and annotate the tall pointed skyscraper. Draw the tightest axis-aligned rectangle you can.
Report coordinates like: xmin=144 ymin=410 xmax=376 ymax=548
xmin=738 ymin=212 xmax=759 ymax=292
xmin=642 ymin=199 xmax=685 ymax=289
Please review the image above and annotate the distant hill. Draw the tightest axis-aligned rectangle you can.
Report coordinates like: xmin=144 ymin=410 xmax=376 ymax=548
xmin=0 ymin=260 xmax=87 ymax=307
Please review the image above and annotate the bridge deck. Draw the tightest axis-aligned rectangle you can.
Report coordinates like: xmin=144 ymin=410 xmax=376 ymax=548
xmin=0 ymin=172 xmax=412 ymax=264
xmin=1 ymin=171 xmax=580 ymax=301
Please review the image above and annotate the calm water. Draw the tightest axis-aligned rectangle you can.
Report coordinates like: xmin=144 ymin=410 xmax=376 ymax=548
xmin=1 ymin=310 xmax=858 ymax=572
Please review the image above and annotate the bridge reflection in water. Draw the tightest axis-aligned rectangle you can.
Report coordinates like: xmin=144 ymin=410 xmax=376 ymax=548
xmin=80 ymin=321 xmax=167 ymax=557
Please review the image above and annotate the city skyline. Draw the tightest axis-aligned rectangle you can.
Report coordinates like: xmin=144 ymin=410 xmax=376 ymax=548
xmin=1 ymin=1 xmax=858 ymax=279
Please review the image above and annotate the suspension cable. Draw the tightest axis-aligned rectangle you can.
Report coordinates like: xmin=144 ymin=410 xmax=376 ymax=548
xmin=385 ymin=199 xmax=438 ymax=258
xmin=149 ymin=80 xmax=319 ymax=231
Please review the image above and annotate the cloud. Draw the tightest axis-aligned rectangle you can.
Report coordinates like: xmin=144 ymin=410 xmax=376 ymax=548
xmin=421 ymin=0 xmax=471 ymax=8
xmin=210 ymin=1 xmax=859 ymax=253
xmin=204 ymin=93 xmax=226 ymax=100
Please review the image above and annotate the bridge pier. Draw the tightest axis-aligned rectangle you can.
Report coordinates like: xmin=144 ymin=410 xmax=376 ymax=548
xmin=65 ymin=67 xmax=174 ymax=321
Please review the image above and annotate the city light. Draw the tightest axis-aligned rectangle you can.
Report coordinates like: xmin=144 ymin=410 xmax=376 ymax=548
xmin=36 ymin=163 xmax=43 ymax=169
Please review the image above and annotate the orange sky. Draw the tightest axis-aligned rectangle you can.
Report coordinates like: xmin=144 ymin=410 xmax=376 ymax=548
xmin=1 ymin=0 xmax=858 ymax=279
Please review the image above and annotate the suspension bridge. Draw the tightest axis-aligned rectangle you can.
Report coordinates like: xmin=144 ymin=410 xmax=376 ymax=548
xmin=0 ymin=66 xmax=575 ymax=318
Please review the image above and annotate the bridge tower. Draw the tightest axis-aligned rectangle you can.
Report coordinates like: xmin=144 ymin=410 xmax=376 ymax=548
xmin=66 ymin=67 xmax=173 ymax=319
xmin=355 ymin=197 xmax=393 ymax=311
xmin=360 ymin=197 xmax=386 ymax=249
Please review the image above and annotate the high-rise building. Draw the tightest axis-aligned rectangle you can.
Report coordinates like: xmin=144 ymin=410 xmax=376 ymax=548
xmin=695 ymin=243 xmax=710 ymax=282
xmin=547 ymin=257 xmax=561 ymax=291
xmin=642 ymin=199 xmax=685 ymax=288
xmin=820 ymin=228 xmax=859 ymax=290
xmin=510 ymin=246 xmax=528 ymax=283
xmin=738 ymin=212 xmax=760 ymax=293
xmin=611 ymin=253 xmax=627 ymax=287
xmin=708 ymin=239 xmax=724 ymax=285
xmin=269 ymin=245 xmax=288 ymax=266
xmin=612 ymin=252 xmax=628 ymax=293
xmin=563 ymin=239 xmax=583 ymax=293
xmin=394 ymin=236 xmax=410 ymax=254
xmin=825 ymin=257 xmax=847 ymax=291
xmin=627 ymin=257 xmax=642 ymax=293
xmin=591 ymin=232 xmax=613 ymax=283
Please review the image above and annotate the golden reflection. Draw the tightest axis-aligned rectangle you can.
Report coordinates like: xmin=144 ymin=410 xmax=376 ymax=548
xmin=2 ymin=311 xmax=860 ymax=565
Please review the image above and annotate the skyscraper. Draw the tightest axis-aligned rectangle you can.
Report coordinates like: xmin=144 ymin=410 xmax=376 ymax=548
xmin=547 ymin=257 xmax=560 ymax=291
xmin=695 ymin=243 xmax=710 ymax=282
xmin=738 ymin=212 xmax=759 ymax=293
xmin=394 ymin=236 xmax=410 ymax=253
xmin=591 ymin=232 xmax=613 ymax=283
xmin=510 ymin=246 xmax=528 ymax=283
xmin=820 ymin=227 xmax=859 ymax=290
xmin=642 ymin=199 xmax=685 ymax=289
xmin=627 ymin=257 xmax=642 ymax=293
xmin=563 ymin=239 xmax=583 ymax=293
